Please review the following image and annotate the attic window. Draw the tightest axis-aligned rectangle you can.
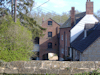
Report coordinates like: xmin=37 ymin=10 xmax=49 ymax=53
xmin=48 ymin=21 xmax=52 ymax=25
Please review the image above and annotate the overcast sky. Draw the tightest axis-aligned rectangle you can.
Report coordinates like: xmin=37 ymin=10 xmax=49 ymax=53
xmin=33 ymin=0 xmax=100 ymax=15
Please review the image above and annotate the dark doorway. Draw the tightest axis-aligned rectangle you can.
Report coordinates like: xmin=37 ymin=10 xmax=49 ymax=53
xmin=34 ymin=37 xmax=39 ymax=44
xmin=43 ymin=54 xmax=48 ymax=60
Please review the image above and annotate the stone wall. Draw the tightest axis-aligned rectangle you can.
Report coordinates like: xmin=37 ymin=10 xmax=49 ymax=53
xmin=82 ymin=37 xmax=100 ymax=61
xmin=0 ymin=61 xmax=100 ymax=74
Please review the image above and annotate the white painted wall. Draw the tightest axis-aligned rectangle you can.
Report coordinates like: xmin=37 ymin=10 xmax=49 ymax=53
xmin=71 ymin=15 xmax=98 ymax=42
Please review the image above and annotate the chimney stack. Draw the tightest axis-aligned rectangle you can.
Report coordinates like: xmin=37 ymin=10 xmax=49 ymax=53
xmin=86 ymin=0 xmax=93 ymax=14
xmin=70 ymin=7 xmax=75 ymax=27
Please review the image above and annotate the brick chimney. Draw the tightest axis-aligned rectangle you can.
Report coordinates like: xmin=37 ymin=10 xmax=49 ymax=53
xmin=86 ymin=0 xmax=93 ymax=14
xmin=70 ymin=7 xmax=75 ymax=27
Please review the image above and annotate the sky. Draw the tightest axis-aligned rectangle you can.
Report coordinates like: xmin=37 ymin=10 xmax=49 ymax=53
xmin=33 ymin=0 xmax=100 ymax=15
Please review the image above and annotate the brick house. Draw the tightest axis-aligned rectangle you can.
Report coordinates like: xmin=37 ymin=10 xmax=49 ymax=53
xmin=39 ymin=18 xmax=60 ymax=60
xmin=59 ymin=0 xmax=99 ymax=61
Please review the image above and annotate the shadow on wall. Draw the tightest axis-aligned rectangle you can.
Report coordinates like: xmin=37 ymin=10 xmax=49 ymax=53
xmin=39 ymin=33 xmax=60 ymax=60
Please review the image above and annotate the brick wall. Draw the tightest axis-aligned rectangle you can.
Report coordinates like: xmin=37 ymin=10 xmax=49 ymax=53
xmin=59 ymin=28 xmax=71 ymax=60
xmin=86 ymin=0 xmax=93 ymax=14
xmin=39 ymin=18 xmax=60 ymax=60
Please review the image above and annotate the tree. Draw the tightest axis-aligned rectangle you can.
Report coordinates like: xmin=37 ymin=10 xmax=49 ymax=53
xmin=0 ymin=15 xmax=34 ymax=62
xmin=0 ymin=0 xmax=46 ymax=39
xmin=75 ymin=10 xmax=81 ymax=14
xmin=96 ymin=9 xmax=100 ymax=17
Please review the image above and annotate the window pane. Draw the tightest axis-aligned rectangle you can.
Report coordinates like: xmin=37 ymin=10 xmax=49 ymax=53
xmin=61 ymin=35 xmax=63 ymax=40
xmin=48 ymin=21 xmax=52 ymax=25
xmin=48 ymin=32 xmax=52 ymax=37
xmin=62 ymin=48 xmax=64 ymax=54
xmin=48 ymin=43 xmax=52 ymax=48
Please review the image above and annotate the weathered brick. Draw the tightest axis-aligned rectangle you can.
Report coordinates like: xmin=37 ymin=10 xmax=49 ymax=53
xmin=39 ymin=18 xmax=60 ymax=59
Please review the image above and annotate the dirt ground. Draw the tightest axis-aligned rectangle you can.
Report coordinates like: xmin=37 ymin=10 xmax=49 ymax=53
xmin=49 ymin=56 xmax=58 ymax=60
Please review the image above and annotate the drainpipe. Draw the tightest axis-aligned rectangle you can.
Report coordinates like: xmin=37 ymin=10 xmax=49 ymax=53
xmin=58 ymin=33 xmax=60 ymax=61
xmin=64 ymin=31 xmax=65 ymax=60
xmin=72 ymin=48 xmax=73 ymax=61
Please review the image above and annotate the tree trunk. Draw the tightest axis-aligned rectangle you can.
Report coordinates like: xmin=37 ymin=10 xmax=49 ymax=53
xmin=14 ymin=0 xmax=17 ymax=22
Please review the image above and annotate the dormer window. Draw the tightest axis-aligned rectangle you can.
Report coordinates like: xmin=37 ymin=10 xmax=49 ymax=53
xmin=48 ymin=21 xmax=52 ymax=25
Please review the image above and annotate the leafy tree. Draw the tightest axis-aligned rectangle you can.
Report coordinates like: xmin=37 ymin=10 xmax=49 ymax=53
xmin=75 ymin=10 xmax=81 ymax=14
xmin=0 ymin=0 xmax=46 ymax=39
xmin=96 ymin=9 xmax=100 ymax=17
xmin=0 ymin=15 xmax=34 ymax=62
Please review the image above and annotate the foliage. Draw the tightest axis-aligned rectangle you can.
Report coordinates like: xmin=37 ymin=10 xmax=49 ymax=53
xmin=31 ymin=9 xmax=81 ymax=26
xmin=30 ymin=10 xmax=69 ymax=25
xmin=16 ymin=0 xmax=46 ymax=39
xmin=97 ymin=10 xmax=100 ymax=17
xmin=0 ymin=15 xmax=34 ymax=62
xmin=75 ymin=70 xmax=100 ymax=75
xmin=19 ymin=12 xmax=46 ymax=39
xmin=0 ymin=0 xmax=46 ymax=39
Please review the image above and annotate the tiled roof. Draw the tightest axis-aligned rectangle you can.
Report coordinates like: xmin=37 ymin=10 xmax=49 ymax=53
xmin=97 ymin=17 xmax=100 ymax=21
xmin=49 ymin=18 xmax=61 ymax=26
xmin=58 ymin=23 xmax=64 ymax=26
xmin=71 ymin=23 xmax=100 ymax=52
xmin=60 ymin=17 xmax=71 ymax=28
xmin=60 ymin=12 xmax=86 ymax=28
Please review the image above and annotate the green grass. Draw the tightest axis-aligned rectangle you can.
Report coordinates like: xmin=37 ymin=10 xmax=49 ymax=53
xmin=74 ymin=70 xmax=100 ymax=75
